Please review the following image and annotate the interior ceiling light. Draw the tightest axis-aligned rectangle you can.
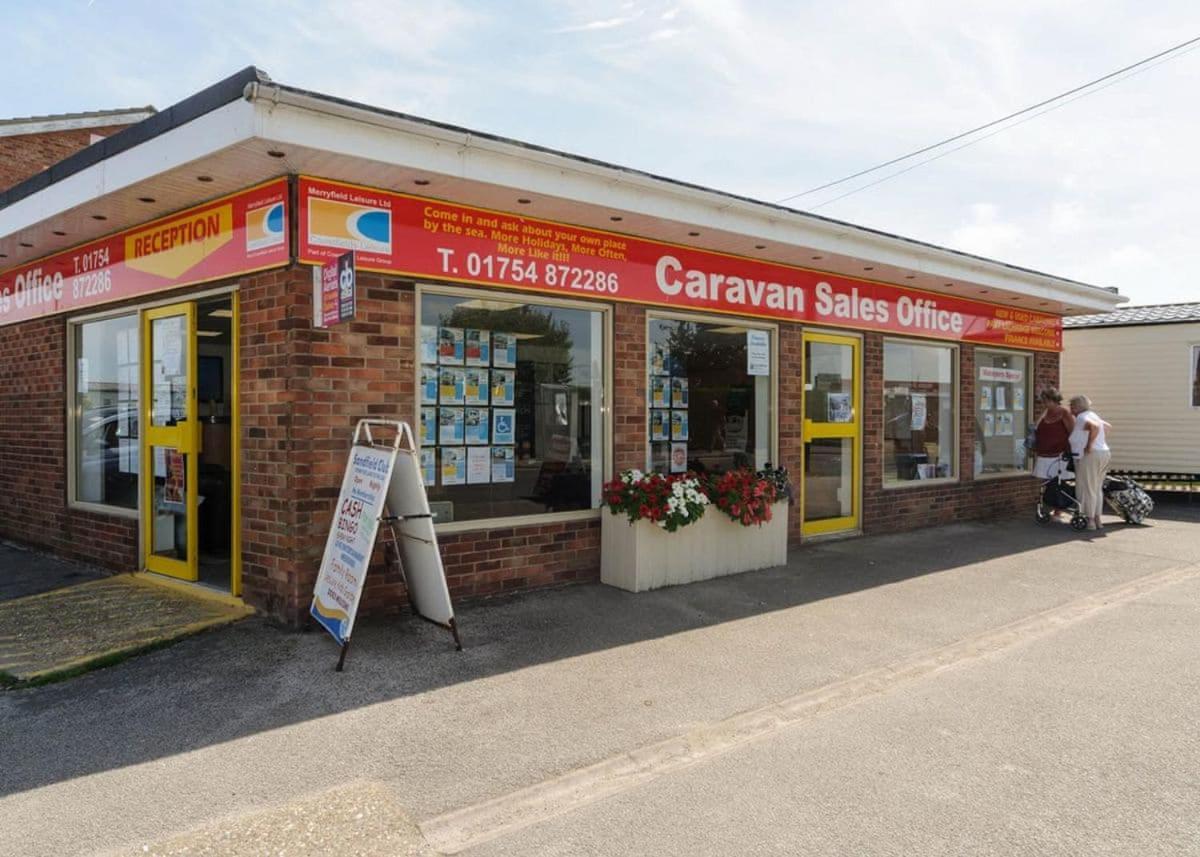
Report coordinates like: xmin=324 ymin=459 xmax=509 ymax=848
xmin=197 ymin=175 xmax=214 ymax=183
xmin=196 ymin=330 xmax=222 ymax=337
xmin=208 ymin=308 xmax=234 ymax=318
xmin=137 ymin=196 xmax=156 ymax=203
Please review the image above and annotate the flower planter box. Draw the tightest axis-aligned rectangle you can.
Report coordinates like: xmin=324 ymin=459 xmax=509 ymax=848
xmin=600 ymin=501 xmax=789 ymax=592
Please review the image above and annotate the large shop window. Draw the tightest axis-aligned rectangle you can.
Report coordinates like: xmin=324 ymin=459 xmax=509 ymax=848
xmin=646 ymin=317 xmax=773 ymax=475
xmin=883 ymin=340 xmax=956 ymax=484
xmin=418 ymin=291 xmax=605 ymax=523
xmin=974 ymin=349 xmax=1033 ymax=476
xmin=72 ymin=314 xmax=140 ymax=509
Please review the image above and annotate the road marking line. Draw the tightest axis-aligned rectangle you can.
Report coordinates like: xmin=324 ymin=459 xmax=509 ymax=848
xmin=419 ymin=562 xmax=1200 ymax=854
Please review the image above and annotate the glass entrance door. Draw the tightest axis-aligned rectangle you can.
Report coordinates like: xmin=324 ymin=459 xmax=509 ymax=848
xmin=141 ymin=302 xmax=199 ymax=581
xmin=801 ymin=332 xmax=861 ymax=536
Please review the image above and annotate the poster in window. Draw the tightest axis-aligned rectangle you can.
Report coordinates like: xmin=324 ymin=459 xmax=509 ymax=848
xmin=465 ymin=407 xmax=489 ymax=444
xmin=828 ymin=393 xmax=852 ymax=424
xmin=650 ymin=375 xmax=668 ymax=408
xmin=650 ymin=343 xmax=669 ymax=376
xmin=464 ymin=368 xmax=489 ymax=406
xmin=995 ymin=385 xmax=1007 ymax=411
xmin=909 ymin=395 xmax=927 ymax=432
xmin=670 ymin=442 xmax=688 ymax=474
xmin=671 ymin=410 xmax=689 ymax=441
xmin=979 ymin=385 xmax=993 ymax=411
xmin=163 ymin=449 xmax=186 ymax=504
xmin=650 ymin=409 xmax=669 ymax=441
xmin=746 ymin=329 xmax=770 ymax=376
xmin=440 ymin=447 xmax=466 ymax=486
xmin=491 ymin=369 xmax=515 ymax=406
xmin=651 ymin=442 xmax=670 ymax=473
xmin=491 ymin=446 xmax=515 ymax=483
xmin=997 ymin=412 xmax=1014 ymax=436
xmin=438 ymin=327 xmax=464 ymax=364
xmin=439 ymin=367 xmax=465 ymax=405
xmin=492 ymin=332 xmax=516 ymax=367
xmin=465 ymin=329 xmax=491 ymax=366
xmin=492 ymin=408 xmax=515 ymax=445
xmin=439 ymin=407 xmax=465 ymax=444
xmin=1013 ymin=387 xmax=1025 ymax=411
xmin=419 ymin=448 xmax=436 ymax=486
xmin=983 ymin=412 xmax=995 ymax=438
xmin=467 ymin=445 xmax=491 ymax=484
xmin=420 ymin=407 xmax=436 ymax=446
xmin=420 ymin=325 xmax=439 ymax=364
xmin=671 ymin=377 xmax=688 ymax=408
xmin=420 ymin=365 xmax=439 ymax=405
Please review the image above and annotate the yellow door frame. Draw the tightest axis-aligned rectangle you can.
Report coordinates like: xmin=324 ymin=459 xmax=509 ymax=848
xmin=800 ymin=331 xmax=862 ymax=537
xmin=141 ymin=302 xmax=199 ymax=581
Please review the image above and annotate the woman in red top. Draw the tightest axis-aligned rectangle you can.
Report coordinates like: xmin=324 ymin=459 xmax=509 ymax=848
xmin=1033 ymin=387 xmax=1075 ymax=479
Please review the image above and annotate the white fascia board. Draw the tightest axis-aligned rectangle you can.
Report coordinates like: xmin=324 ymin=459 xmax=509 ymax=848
xmin=254 ymin=91 xmax=1124 ymax=312
xmin=0 ymin=100 xmax=257 ymax=237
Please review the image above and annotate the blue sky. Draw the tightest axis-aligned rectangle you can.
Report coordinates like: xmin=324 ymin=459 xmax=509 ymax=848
xmin=5 ymin=1 xmax=1200 ymax=305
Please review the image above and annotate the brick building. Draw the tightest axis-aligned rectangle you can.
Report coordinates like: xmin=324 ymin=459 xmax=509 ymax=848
xmin=0 ymin=107 xmax=155 ymax=192
xmin=0 ymin=68 xmax=1124 ymax=625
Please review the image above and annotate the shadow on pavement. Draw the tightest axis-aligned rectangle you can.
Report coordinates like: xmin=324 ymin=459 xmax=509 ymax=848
xmin=1 ymin=507 xmax=1195 ymax=798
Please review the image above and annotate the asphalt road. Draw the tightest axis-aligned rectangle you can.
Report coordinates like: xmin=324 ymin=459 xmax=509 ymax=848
xmin=2 ymin=498 xmax=1198 ymax=856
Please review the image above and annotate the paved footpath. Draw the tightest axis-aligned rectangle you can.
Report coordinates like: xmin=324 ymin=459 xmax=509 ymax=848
xmin=2 ymin=500 xmax=1198 ymax=856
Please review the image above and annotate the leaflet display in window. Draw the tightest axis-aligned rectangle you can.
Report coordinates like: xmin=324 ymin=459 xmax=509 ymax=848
xmin=419 ymin=292 xmax=604 ymax=521
xmin=646 ymin=318 xmax=773 ymax=476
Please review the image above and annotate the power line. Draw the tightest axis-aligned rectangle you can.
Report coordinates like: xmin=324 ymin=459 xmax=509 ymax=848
xmin=808 ymin=40 xmax=1200 ymax=211
xmin=777 ymin=34 xmax=1200 ymax=206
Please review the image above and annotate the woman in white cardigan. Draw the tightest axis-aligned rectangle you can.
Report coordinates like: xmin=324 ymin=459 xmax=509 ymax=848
xmin=1068 ymin=395 xmax=1112 ymax=531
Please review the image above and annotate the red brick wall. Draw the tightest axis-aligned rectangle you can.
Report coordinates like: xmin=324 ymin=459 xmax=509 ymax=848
xmin=0 ymin=314 xmax=137 ymax=569
xmin=0 ymin=124 xmax=133 ymax=192
xmin=239 ymin=268 xmax=605 ymax=625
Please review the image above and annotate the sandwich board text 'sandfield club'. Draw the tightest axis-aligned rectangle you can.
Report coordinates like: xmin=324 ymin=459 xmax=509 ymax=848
xmin=297 ymin=176 xmax=1063 ymax=352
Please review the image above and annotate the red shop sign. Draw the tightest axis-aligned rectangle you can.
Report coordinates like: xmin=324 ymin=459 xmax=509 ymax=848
xmin=298 ymin=176 xmax=1062 ymax=352
xmin=0 ymin=178 xmax=289 ymax=327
